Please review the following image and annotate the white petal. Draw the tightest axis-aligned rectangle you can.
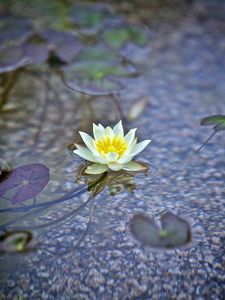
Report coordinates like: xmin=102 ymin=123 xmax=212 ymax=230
xmin=85 ymin=163 xmax=108 ymax=175
xmin=108 ymin=162 xmax=123 ymax=171
xmin=130 ymin=139 xmax=151 ymax=157
xmin=93 ymin=155 xmax=108 ymax=164
xmin=98 ymin=123 xmax=105 ymax=131
xmin=117 ymin=155 xmax=133 ymax=164
xmin=104 ymin=126 xmax=114 ymax=138
xmin=122 ymin=161 xmax=147 ymax=172
xmin=113 ymin=120 xmax=124 ymax=137
xmin=73 ymin=146 xmax=97 ymax=162
xmin=79 ymin=131 xmax=95 ymax=151
xmin=93 ymin=123 xmax=104 ymax=140
xmin=124 ymin=128 xmax=137 ymax=145
xmin=106 ymin=152 xmax=119 ymax=162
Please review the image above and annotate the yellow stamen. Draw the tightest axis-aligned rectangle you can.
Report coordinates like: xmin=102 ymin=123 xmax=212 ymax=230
xmin=95 ymin=135 xmax=128 ymax=157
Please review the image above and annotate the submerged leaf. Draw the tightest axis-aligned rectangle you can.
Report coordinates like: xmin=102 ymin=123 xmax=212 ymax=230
xmin=0 ymin=163 xmax=50 ymax=204
xmin=129 ymin=213 xmax=159 ymax=246
xmin=160 ymin=212 xmax=191 ymax=248
xmin=129 ymin=212 xmax=191 ymax=249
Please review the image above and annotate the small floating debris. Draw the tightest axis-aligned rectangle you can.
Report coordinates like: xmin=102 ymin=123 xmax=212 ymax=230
xmin=129 ymin=211 xmax=191 ymax=249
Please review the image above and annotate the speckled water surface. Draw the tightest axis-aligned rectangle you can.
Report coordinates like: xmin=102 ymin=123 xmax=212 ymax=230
xmin=0 ymin=0 xmax=225 ymax=299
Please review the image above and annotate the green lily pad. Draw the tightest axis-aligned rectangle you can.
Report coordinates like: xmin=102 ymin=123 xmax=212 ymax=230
xmin=104 ymin=23 xmax=148 ymax=49
xmin=63 ymin=46 xmax=137 ymax=95
xmin=129 ymin=212 xmax=191 ymax=249
xmin=200 ymin=115 xmax=225 ymax=132
xmin=69 ymin=4 xmax=112 ymax=33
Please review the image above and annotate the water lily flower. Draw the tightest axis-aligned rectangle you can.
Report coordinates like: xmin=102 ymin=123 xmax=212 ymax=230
xmin=73 ymin=121 xmax=151 ymax=174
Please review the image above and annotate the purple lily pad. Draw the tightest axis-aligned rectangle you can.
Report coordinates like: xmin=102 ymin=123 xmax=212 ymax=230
xmin=23 ymin=30 xmax=82 ymax=66
xmin=41 ymin=29 xmax=82 ymax=63
xmin=0 ymin=16 xmax=33 ymax=48
xmin=23 ymin=34 xmax=49 ymax=64
xmin=0 ymin=45 xmax=29 ymax=74
xmin=129 ymin=212 xmax=191 ymax=249
xmin=0 ymin=163 xmax=50 ymax=205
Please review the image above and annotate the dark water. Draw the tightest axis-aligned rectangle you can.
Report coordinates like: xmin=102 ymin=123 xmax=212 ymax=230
xmin=0 ymin=1 xmax=225 ymax=299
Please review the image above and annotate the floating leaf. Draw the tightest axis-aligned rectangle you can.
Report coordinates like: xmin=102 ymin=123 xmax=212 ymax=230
xmin=214 ymin=122 xmax=225 ymax=131
xmin=104 ymin=23 xmax=148 ymax=49
xmin=23 ymin=34 xmax=49 ymax=64
xmin=200 ymin=115 xmax=225 ymax=127
xmin=0 ymin=230 xmax=34 ymax=254
xmin=23 ymin=30 xmax=82 ymax=65
xmin=69 ymin=4 xmax=112 ymax=34
xmin=0 ymin=163 xmax=50 ymax=204
xmin=0 ymin=16 xmax=32 ymax=48
xmin=129 ymin=212 xmax=191 ymax=249
xmin=41 ymin=29 xmax=82 ymax=63
xmin=63 ymin=46 xmax=137 ymax=95
xmin=197 ymin=114 xmax=225 ymax=151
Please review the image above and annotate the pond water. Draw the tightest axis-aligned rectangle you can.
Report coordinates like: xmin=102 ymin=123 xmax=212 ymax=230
xmin=0 ymin=1 xmax=225 ymax=299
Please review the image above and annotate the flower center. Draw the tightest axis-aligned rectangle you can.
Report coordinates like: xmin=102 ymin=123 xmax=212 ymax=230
xmin=95 ymin=135 xmax=128 ymax=157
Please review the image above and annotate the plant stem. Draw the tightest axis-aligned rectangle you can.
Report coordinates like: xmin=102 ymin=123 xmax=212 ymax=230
xmin=0 ymin=71 xmax=19 ymax=111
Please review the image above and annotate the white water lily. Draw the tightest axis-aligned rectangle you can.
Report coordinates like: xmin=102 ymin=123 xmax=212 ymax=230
xmin=73 ymin=121 xmax=151 ymax=174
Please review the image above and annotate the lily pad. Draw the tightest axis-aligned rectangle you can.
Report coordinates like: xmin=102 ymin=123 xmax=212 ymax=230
xmin=41 ymin=29 xmax=82 ymax=63
xmin=69 ymin=4 xmax=112 ymax=34
xmin=23 ymin=30 xmax=82 ymax=65
xmin=0 ymin=45 xmax=29 ymax=74
xmin=103 ymin=23 xmax=148 ymax=49
xmin=129 ymin=214 xmax=160 ymax=247
xmin=23 ymin=34 xmax=49 ymax=64
xmin=0 ymin=15 xmax=32 ymax=48
xmin=200 ymin=115 xmax=225 ymax=131
xmin=0 ymin=230 xmax=34 ymax=254
xmin=0 ymin=163 xmax=50 ymax=204
xmin=129 ymin=212 xmax=191 ymax=249
xmin=62 ymin=46 xmax=137 ymax=95
xmin=160 ymin=212 xmax=191 ymax=248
